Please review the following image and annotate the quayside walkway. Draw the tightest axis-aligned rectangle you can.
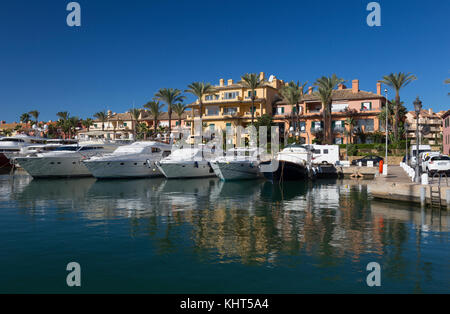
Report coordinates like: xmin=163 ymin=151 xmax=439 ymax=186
xmin=369 ymin=166 xmax=450 ymax=209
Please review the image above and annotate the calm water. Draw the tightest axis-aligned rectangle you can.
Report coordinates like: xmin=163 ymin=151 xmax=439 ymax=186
xmin=0 ymin=171 xmax=448 ymax=293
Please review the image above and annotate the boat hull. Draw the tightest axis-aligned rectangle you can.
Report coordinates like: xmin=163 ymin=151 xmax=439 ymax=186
xmin=262 ymin=160 xmax=309 ymax=181
xmin=211 ymin=161 xmax=261 ymax=181
xmin=83 ymin=159 xmax=163 ymax=179
xmin=16 ymin=156 xmax=92 ymax=178
xmin=0 ymin=153 xmax=11 ymax=169
xmin=157 ymin=161 xmax=216 ymax=179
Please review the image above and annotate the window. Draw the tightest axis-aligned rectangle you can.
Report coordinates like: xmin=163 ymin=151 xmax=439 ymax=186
xmin=331 ymin=103 xmax=348 ymax=112
xmin=247 ymin=90 xmax=256 ymax=98
xmin=206 ymin=106 xmax=219 ymax=116
xmin=162 ymin=151 xmax=171 ymax=157
xmin=357 ymin=119 xmax=374 ymax=131
xmin=334 ymin=137 xmax=343 ymax=144
xmin=151 ymin=147 xmax=161 ymax=153
xmin=223 ymin=107 xmax=237 ymax=115
xmin=274 ymin=107 xmax=284 ymax=115
xmin=361 ymin=102 xmax=372 ymax=111
xmin=224 ymin=92 xmax=238 ymax=99
xmin=299 ymin=121 xmax=306 ymax=132
xmin=205 ymin=94 xmax=219 ymax=101
xmin=209 ymin=124 xmax=215 ymax=131
xmin=323 ymin=149 xmax=329 ymax=154
xmin=123 ymin=122 xmax=127 ymax=127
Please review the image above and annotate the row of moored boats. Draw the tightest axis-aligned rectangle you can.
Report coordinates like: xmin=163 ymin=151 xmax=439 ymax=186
xmin=0 ymin=135 xmax=340 ymax=181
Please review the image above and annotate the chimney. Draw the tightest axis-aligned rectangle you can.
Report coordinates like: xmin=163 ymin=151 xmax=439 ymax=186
xmin=376 ymin=82 xmax=381 ymax=95
xmin=338 ymin=84 xmax=347 ymax=90
xmin=219 ymin=78 xmax=224 ymax=87
xmin=352 ymin=79 xmax=359 ymax=93
xmin=259 ymin=72 xmax=265 ymax=81
xmin=308 ymin=86 xmax=313 ymax=95
xmin=227 ymin=79 xmax=234 ymax=86
xmin=429 ymin=108 xmax=433 ymax=115
xmin=107 ymin=110 xmax=112 ymax=117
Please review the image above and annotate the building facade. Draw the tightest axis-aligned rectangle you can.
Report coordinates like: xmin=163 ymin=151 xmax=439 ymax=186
xmin=405 ymin=108 xmax=443 ymax=147
xmin=273 ymin=79 xmax=385 ymax=144
xmin=442 ymin=110 xmax=450 ymax=155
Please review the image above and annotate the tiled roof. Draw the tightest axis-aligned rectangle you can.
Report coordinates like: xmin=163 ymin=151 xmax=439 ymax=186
xmin=275 ymin=89 xmax=384 ymax=105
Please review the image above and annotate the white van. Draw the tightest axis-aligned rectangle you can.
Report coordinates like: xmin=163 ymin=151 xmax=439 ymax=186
xmin=308 ymin=144 xmax=340 ymax=165
xmin=410 ymin=145 xmax=431 ymax=167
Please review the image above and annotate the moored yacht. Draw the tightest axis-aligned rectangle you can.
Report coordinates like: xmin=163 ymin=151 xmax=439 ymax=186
xmin=0 ymin=135 xmax=47 ymax=168
xmin=83 ymin=141 xmax=172 ymax=179
xmin=261 ymin=144 xmax=312 ymax=181
xmin=16 ymin=143 xmax=118 ymax=178
xmin=157 ymin=146 xmax=222 ymax=179
xmin=210 ymin=147 xmax=269 ymax=181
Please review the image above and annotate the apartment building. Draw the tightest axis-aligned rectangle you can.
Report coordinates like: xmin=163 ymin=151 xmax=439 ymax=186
xmin=186 ymin=72 xmax=283 ymax=136
xmin=273 ymin=79 xmax=386 ymax=144
xmin=405 ymin=108 xmax=443 ymax=147
xmin=441 ymin=110 xmax=450 ymax=155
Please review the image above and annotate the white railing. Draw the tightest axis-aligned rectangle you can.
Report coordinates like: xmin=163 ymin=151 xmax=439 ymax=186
xmin=400 ymin=162 xmax=416 ymax=182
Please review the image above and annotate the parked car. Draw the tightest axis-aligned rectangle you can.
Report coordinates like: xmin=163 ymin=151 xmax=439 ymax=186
xmin=351 ymin=155 xmax=383 ymax=166
xmin=421 ymin=151 xmax=441 ymax=170
xmin=410 ymin=145 xmax=431 ymax=167
xmin=424 ymin=155 xmax=450 ymax=175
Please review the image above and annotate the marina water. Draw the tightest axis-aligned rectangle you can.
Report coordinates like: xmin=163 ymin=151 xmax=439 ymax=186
xmin=0 ymin=171 xmax=448 ymax=293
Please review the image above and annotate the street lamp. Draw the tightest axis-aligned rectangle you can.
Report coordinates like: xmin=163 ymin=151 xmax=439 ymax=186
xmin=413 ymin=96 xmax=422 ymax=183
xmin=405 ymin=122 xmax=409 ymax=165
xmin=383 ymin=88 xmax=388 ymax=175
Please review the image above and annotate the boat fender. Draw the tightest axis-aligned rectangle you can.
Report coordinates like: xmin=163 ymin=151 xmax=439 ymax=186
xmin=146 ymin=159 xmax=151 ymax=168
xmin=194 ymin=161 xmax=199 ymax=168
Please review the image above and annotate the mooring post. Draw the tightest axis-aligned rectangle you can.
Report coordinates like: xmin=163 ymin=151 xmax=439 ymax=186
xmin=446 ymin=189 xmax=450 ymax=210
xmin=420 ymin=186 xmax=426 ymax=207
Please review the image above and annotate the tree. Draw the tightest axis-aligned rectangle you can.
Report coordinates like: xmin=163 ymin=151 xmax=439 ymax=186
xmin=81 ymin=118 xmax=94 ymax=132
xmin=172 ymin=103 xmax=187 ymax=129
xmin=313 ymin=74 xmax=345 ymax=144
xmin=144 ymin=100 xmax=164 ymax=134
xmin=379 ymin=72 xmax=417 ymax=141
xmin=93 ymin=111 xmax=108 ymax=131
xmin=20 ymin=113 xmax=31 ymax=124
xmin=241 ymin=73 xmax=265 ymax=124
xmin=155 ymin=88 xmax=185 ymax=135
xmin=185 ymin=82 xmax=214 ymax=134
xmin=56 ymin=111 xmax=70 ymax=121
xmin=129 ymin=108 xmax=141 ymax=138
xmin=445 ymin=78 xmax=450 ymax=96
xmin=68 ymin=116 xmax=79 ymax=138
xmin=280 ymin=81 xmax=308 ymax=133
xmin=28 ymin=110 xmax=40 ymax=126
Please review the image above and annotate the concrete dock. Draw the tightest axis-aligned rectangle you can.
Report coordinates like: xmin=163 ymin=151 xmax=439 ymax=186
xmin=368 ymin=166 xmax=450 ymax=209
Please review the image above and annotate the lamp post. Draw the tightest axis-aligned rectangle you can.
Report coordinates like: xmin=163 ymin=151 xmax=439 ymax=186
xmin=405 ymin=122 xmax=409 ymax=165
xmin=414 ymin=96 xmax=422 ymax=183
xmin=383 ymin=88 xmax=388 ymax=175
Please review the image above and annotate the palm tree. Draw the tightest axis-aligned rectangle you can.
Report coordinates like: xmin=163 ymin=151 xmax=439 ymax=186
xmin=56 ymin=111 xmax=70 ymax=121
xmin=280 ymin=81 xmax=308 ymax=133
xmin=143 ymin=100 xmax=164 ymax=134
xmin=241 ymin=73 xmax=265 ymax=124
xmin=445 ymin=78 xmax=450 ymax=96
xmin=344 ymin=117 xmax=356 ymax=144
xmin=314 ymin=74 xmax=345 ymax=144
xmin=155 ymin=88 xmax=185 ymax=135
xmin=20 ymin=113 xmax=31 ymax=124
xmin=29 ymin=110 xmax=40 ymax=126
xmin=379 ymin=72 xmax=417 ymax=141
xmin=129 ymin=108 xmax=141 ymax=138
xmin=172 ymin=103 xmax=187 ymax=128
xmin=185 ymin=82 xmax=215 ymax=134
xmin=81 ymin=118 xmax=94 ymax=132
xmin=93 ymin=111 xmax=108 ymax=131
xmin=68 ymin=116 xmax=79 ymax=138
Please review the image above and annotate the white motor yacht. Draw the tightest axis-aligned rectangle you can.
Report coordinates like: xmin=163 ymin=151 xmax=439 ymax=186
xmin=210 ymin=147 xmax=269 ymax=181
xmin=16 ymin=143 xmax=119 ymax=178
xmin=83 ymin=141 xmax=172 ymax=179
xmin=0 ymin=135 xmax=47 ymax=168
xmin=261 ymin=144 xmax=312 ymax=181
xmin=157 ymin=146 xmax=222 ymax=179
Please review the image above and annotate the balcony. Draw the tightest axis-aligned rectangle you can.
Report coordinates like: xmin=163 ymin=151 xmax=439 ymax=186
xmin=333 ymin=126 xmax=345 ymax=133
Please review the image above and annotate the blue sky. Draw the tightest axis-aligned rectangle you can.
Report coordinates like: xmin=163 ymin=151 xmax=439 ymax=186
xmin=0 ymin=0 xmax=449 ymax=122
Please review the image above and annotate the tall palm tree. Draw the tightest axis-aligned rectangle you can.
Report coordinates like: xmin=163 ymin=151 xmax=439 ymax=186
xmin=93 ymin=111 xmax=108 ymax=131
xmin=29 ymin=110 xmax=40 ymax=126
xmin=445 ymin=78 xmax=450 ymax=96
xmin=155 ymin=88 xmax=185 ymax=135
xmin=20 ymin=113 xmax=31 ymax=124
xmin=379 ymin=72 xmax=417 ymax=141
xmin=129 ymin=108 xmax=141 ymax=138
xmin=56 ymin=111 xmax=70 ymax=121
xmin=280 ymin=81 xmax=308 ymax=133
xmin=241 ymin=73 xmax=265 ymax=124
xmin=185 ymin=82 xmax=215 ymax=134
xmin=68 ymin=116 xmax=79 ymax=139
xmin=172 ymin=103 xmax=187 ymax=128
xmin=314 ymin=74 xmax=345 ymax=144
xmin=81 ymin=118 xmax=94 ymax=132
xmin=144 ymin=100 xmax=164 ymax=134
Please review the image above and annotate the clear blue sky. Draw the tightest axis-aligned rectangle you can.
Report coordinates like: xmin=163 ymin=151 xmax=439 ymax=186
xmin=0 ymin=0 xmax=449 ymax=122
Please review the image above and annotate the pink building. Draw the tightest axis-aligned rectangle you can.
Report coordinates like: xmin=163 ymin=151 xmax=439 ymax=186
xmin=443 ymin=110 xmax=450 ymax=155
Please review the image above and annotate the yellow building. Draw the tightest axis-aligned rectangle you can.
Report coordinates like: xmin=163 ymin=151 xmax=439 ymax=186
xmin=186 ymin=72 xmax=284 ymax=136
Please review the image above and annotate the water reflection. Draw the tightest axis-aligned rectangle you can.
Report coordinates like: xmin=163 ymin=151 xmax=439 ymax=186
xmin=7 ymin=176 xmax=447 ymax=268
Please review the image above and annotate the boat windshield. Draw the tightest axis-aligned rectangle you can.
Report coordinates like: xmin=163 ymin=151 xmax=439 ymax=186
xmin=54 ymin=146 xmax=79 ymax=152
xmin=0 ymin=138 xmax=25 ymax=143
